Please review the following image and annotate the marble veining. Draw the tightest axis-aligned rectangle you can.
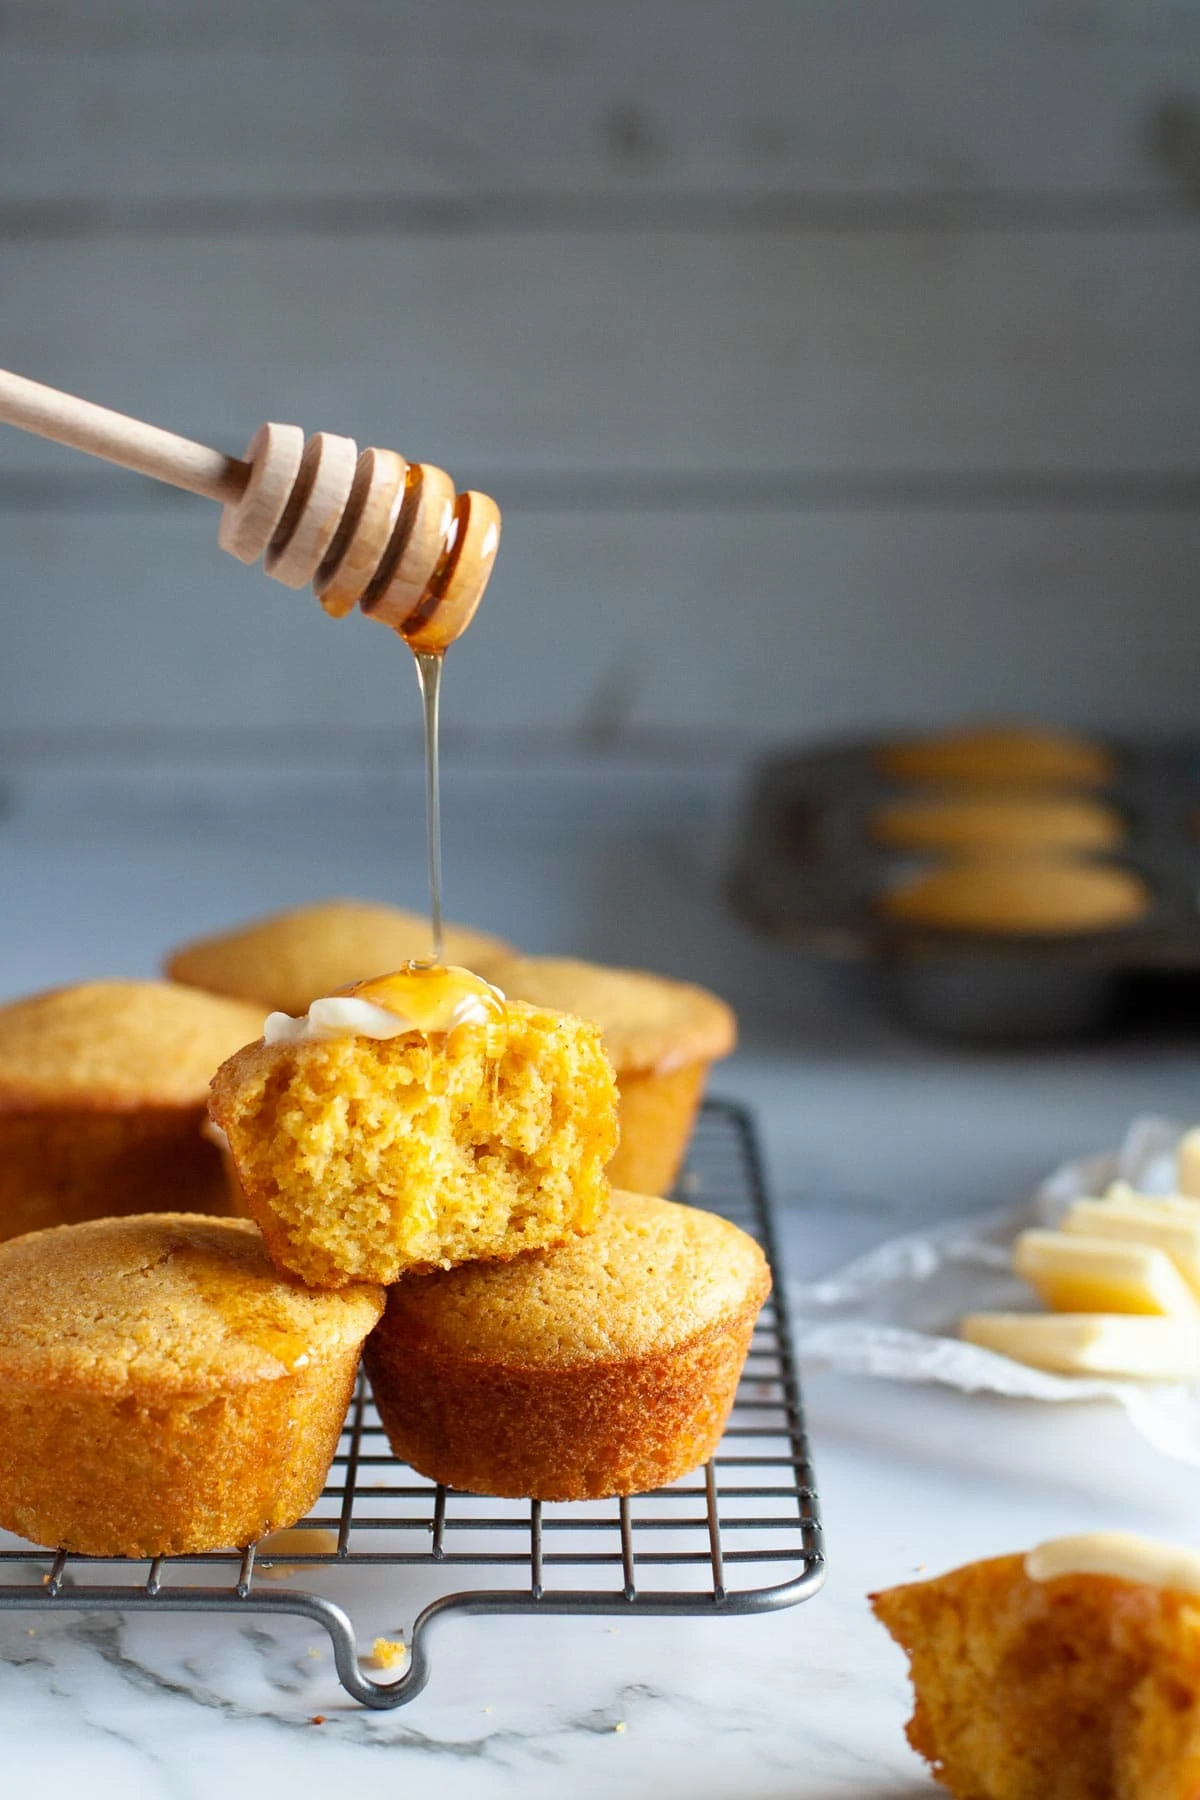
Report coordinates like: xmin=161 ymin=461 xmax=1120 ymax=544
xmin=7 ymin=1212 xmax=1200 ymax=1796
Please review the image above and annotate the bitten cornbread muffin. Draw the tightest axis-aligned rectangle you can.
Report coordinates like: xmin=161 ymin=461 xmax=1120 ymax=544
xmin=209 ymin=967 xmax=618 ymax=1287
xmin=0 ymin=1214 xmax=383 ymax=1557
xmin=475 ymin=955 xmax=736 ymax=1196
xmin=872 ymin=1534 xmax=1200 ymax=1799
xmin=876 ymin=860 xmax=1150 ymax=936
xmin=874 ymin=723 xmax=1116 ymax=790
xmin=165 ymin=898 xmax=510 ymax=1015
xmin=0 ymin=981 xmax=266 ymax=1240
xmin=364 ymin=1191 xmax=770 ymax=1501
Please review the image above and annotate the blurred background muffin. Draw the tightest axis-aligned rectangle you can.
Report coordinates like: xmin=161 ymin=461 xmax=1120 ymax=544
xmin=478 ymin=955 xmax=736 ymax=1195
xmin=166 ymin=899 xmax=511 ymax=1014
xmin=874 ymin=724 xmax=1117 ymax=791
xmin=870 ymin=793 xmax=1126 ymax=858
xmin=876 ymin=859 xmax=1152 ymax=936
xmin=0 ymin=982 xmax=265 ymax=1239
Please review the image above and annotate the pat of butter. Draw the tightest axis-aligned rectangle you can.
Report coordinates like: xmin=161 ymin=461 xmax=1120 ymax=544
xmin=1013 ymin=1228 xmax=1200 ymax=1318
xmin=1178 ymin=1128 xmax=1200 ymax=1199
xmin=1106 ymin=1181 xmax=1200 ymax=1223
xmin=263 ymin=965 xmax=506 ymax=1046
xmin=961 ymin=1311 xmax=1200 ymax=1379
xmin=1062 ymin=1198 xmax=1200 ymax=1295
xmin=265 ymin=995 xmax=424 ymax=1045
xmin=1026 ymin=1532 xmax=1200 ymax=1594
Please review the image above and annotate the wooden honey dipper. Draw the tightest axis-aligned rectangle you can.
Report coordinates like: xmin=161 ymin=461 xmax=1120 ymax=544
xmin=0 ymin=367 xmax=501 ymax=652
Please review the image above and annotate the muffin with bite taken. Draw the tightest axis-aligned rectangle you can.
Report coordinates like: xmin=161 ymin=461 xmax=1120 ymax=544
xmin=873 ymin=1532 xmax=1200 ymax=1799
xmin=210 ymin=965 xmax=618 ymax=1287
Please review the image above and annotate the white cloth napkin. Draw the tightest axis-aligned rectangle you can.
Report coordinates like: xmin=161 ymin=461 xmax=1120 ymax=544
xmin=789 ymin=1117 xmax=1200 ymax=1463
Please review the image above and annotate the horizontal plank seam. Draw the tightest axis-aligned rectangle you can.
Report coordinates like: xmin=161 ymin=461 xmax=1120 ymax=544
xmin=0 ymin=192 xmax=1196 ymax=239
xmin=0 ymin=471 xmax=1196 ymax=515
xmin=0 ymin=724 xmax=777 ymax=764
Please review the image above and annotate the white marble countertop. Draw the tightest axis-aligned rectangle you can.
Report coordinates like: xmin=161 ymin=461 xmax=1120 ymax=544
xmin=3 ymin=749 xmax=1200 ymax=1795
xmin=6 ymin=1235 xmax=1200 ymax=1800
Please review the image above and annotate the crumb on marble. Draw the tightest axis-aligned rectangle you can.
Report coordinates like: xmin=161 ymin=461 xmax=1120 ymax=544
xmin=371 ymin=1636 xmax=408 ymax=1670
xmin=310 ymin=1715 xmax=326 ymax=1726
xmin=482 ymin=1706 xmax=494 ymax=1715
xmin=614 ymin=1722 xmax=627 ymax=1734
xmin=26 ymin=1628 xmax=36 ymax=1637
xmin=307 ymin=1646 xmax=322 ymax=1659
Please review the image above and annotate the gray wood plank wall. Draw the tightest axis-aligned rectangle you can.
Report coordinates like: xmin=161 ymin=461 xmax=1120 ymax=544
xmin=0 ymin=1 xmax=1197 ymax=745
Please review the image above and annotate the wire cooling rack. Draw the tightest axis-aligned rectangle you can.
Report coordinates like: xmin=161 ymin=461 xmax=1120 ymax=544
xmin=0 ymin=1100 xmax=824 ymax=1708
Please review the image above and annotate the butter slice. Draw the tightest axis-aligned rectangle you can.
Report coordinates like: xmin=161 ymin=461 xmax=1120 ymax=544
xmin=962 ymin=1311 xmax=1200 ymax=1379
xmin=1026 ymin=1532 xmax=1200 ymax=1593
xmin=1178 ymin=1127 xmax=1200 ymax=1198
xmin=1106 ymin=1181 xmax=1200 ymax=1224
xmin=1013 ymin=1229 xmax=1200 ymax=1317
xmin=1062 ymin=1198 xmax=1200 ymax=1295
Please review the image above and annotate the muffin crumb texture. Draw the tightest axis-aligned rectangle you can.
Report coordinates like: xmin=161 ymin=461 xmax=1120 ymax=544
xmin=476 ymin=955 xmax=735 ymax=1193
xmin=210 ymin=1001 xmax=619 ymax=1286
xmin=872 ymin=1553 xmax=1200 ymax=1798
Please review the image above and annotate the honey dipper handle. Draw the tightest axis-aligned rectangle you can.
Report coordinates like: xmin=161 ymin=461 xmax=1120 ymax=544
xmin=0 ymin=367 xmax=249 ymax=504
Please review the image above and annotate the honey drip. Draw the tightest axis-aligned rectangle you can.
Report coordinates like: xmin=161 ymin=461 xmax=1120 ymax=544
xmin=173 ymin=1242 xmax=318 ymax=1373
xmin=412 ymin=649 xmax=445 ymax=966
xmin=348 ymin=965 xmax=505 ymax=1033
xmin=348 ymin=965 xmax=508 ymax=1099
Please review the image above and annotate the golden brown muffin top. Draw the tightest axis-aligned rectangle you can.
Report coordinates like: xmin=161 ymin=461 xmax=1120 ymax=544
xmin=875 ymin=723 xmax=1115 ymax=789
xmin=0 ymin=1214 xmax=383 ymax=1395
xmin=165 ymin=898 xmax=511 ymax=1015
xmin=381 ymin=1192 xmax=769 ymax=1366
xmin=478 ymin=955 xmax=735 ymax=1074
xmin=877 ymin=860 xmax=1150 ymax=936
xmin=0 ymin=981 xmax=267 ymax=1111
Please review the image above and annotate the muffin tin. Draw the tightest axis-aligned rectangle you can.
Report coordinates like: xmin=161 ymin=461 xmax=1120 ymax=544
xmin=729 ymin=737 xmax=1200 ymax=1041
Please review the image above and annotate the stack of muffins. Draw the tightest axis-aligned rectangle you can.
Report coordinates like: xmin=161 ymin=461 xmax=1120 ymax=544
xmin=0 ymin=898 xmax=762 ymax=1557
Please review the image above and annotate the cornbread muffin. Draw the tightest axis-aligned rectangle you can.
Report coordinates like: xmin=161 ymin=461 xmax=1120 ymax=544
xmin=875 ymin=724 xmax=1115 ymax=790
xmin=0 ymin=1214 xmax=383 ymax=1556
xmin=166 ymin=898 xmax=510 ymax=1014
xmin=210 ymin=997 xmax=618 ymax=1287
xmin=476 ymin=955 xmax=736 ymax=1195
xmin=870 ymin=794 xmax=1125 ymax=858
xmin=876 ymin=860 xmax=1150 ymax=935
xmin=872 ymin=1540 xmax=1200 ymax=1799
xmin=364 ymin=1191 xmax=770 ymax=1500
xmin=0 ymin=981 xmax=267 ymax=1240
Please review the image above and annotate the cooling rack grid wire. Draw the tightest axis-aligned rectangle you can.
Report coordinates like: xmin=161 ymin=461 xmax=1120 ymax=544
xmin=0 ymin=1099 xmax=825 ymax=1708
